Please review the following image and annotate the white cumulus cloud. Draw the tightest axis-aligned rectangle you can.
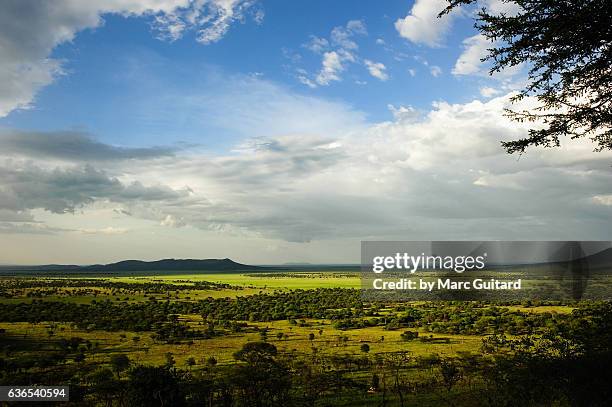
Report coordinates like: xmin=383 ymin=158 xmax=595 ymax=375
xmin=453 ymin=34 xmax=491 ymax=76
xmin=4 ymin=91 xmax=612 ymax=245
xmin=298 ymin=20 xmax=367 ymax=87
xmin=364 ymin=60 xmax=389 ymax=81
xmin=315 ymin=51 xmax=345 ymax=86
xmin=0 ymin=0 xmax=259 ymax=117
xmin=430 ymin=65 xmax=442 ymax=77
xmin=395 ymin=0 xmax=456 ymax=47
xmin=480 ymin=86 xmax=501 ymax=98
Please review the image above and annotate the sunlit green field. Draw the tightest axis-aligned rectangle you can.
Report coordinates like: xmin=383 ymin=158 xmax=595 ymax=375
xmin=0 ymin=271 xmax=361 ymax=305
xmin=0 ymin=317 xmax=484 ymax=368
xmin=0 ymin=269 xmax=593 ymax=407
xmin=0 ymin=270 xmax=576 ymax=364
xmin=105 ymin=271 xmax=362 ymax=289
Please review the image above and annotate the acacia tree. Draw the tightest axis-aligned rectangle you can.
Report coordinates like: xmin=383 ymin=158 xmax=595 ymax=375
xmin=441 ymin=0 xmax=612 ymax=153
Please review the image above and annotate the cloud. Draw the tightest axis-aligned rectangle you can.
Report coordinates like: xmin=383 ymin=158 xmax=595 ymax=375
xmin=316 ymin=51 xmax=348 ymax=86
xmin=298 ymin=20 xmax=367 ymax=87
xmin=189 ymin=73 xmax=367 ymax=137
xmin=76 ymin=227 xmax=129 ymax=235
xmin=452 ymin=33 xmax=524 ymax=80
xmin=592 ymin=195 xmax=612 ymax=206
xmin=364 ymin=60 xmax=389 ymax=81
xmin=0 ymin=130 xmax=177 ymax=161
xmin=117 ymin=94 xmax=612 ymax=241
xmin=483 ymin=0 xmax=522 ymax=16
xmin=0 ymin=0 xmax=259 ymax=118
xmin=2 ymin=93 xmax=612 ymax=244
xmin=413 ymin=56 xmax=441 ymax=77
xmin=0 ymin=163 xmax=189 ymax=214
xmin=394 ymin=0 xmax=518 ymax=49
xmin=0 ymin=70 xmax=367 ymax=241
xmin=330 ymin=19 xmax=367 ymax=50
xmin=160 ymin=214 xmax=187 ymax=228
xmin=346 ymin=20 xmax=367 ymax=35
xmin=453 ymin=34 xmax=491 ymax=75
xmin=387 ymin=104 xmax=419 ymax=122
xmin=480 ymin=86 xmax=501 ymax=98
xmin=430 ymin=65 xmax=442 ymax=77
xmin=156 ymin=0 xmax=260 ymax=45
xmin=296 ymin=70 xmax=318 ymax=88
xmin=303 ymin=36 xmax=329 ymax=54
xmin=0 ymin=58 xmax=63 ymax=118
xmin=395 ymin=0 xmax=456 ymax=47
xmin=0 ymin=221 xmax=127 ymax=236
xmin=0 ymin=222 xmax=70 ymax=235
xmin=111 ymin=67 xmax=367 ymax=140
xmin=213 ymin=136 xmax=347 ymax=182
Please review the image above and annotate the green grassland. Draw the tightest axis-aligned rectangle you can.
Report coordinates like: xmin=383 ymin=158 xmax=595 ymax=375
xmin=0 ymin=271 xmax=575 ymax=366
xmin=0 ymin=271 xmax=575 ymax=356
xmin=0 ymin=272 xmax=360 ymax=305
xmin=107 ymin=271 xmax=363 ymax=289
xmin=0 ymin=270 xmax=605 ymax=406
xmin=0 ymin=318 xmax=483 ymax=368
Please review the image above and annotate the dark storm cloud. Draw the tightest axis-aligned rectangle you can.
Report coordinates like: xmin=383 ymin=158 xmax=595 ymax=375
xmin=205 ymin=137 xmax=346 ymax=185
xmin=0 ymin=130 xmax=177 ymax=161
xmin=0 ymin=163 xmax=189 ymax=214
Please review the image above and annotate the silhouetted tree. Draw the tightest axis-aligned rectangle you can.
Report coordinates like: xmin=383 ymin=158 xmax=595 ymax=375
xmin=110 ymin=354 xmax=130 ymax=377
xmin=441 ymin=0 xmax=612 ymax=153
xmin=126 ymin=366 xmax=185 ymax=407
xmin=231 ymin=342 xmax=290 ymax=406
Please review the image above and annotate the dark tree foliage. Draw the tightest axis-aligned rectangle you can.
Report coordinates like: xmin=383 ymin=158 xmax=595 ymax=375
xmin=84 ymin=368 xmax=121 ymax=405
xmin=231 ymin=342 xmax=291 ymax=407
xmin=0 ymin=291 xmax=609 ymax=405
xmin=233 ymin=342 xmax=278 ymax=363
xmin=480 ymin=302 xmax=612 ymax=406
xmin=126 ymin=366 xmax=185 ymax=407
xmin=441 ymin=0 xmax=612 ymax=153
xmin=110 ymin=354 xmax=130 ymax=375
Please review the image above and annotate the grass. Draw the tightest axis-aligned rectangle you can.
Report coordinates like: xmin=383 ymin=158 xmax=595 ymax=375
xmin=0 ymin=272 xmax=361 ymax=304
xmin=0 ymin=318 xmax=482 ymax=369
xmin=0 ymin=271 xmax=577 ymax=369
xmin=504 ymin=305 xmax=575 ymax=314
xmin=104 ymin=272 xmax=362 ymax=289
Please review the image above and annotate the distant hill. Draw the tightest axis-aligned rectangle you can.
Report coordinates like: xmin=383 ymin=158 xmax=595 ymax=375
xmin=0 ymin=264 xmax=82 ymax=271
xmin=580 ymin=247 xmax=612 ymax=268
xmin=0 ymin=258 xmax=262 ymax=272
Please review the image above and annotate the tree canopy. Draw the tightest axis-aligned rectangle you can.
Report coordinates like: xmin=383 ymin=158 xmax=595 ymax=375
xmin=441 ymin=0 xmax=612 ymax=153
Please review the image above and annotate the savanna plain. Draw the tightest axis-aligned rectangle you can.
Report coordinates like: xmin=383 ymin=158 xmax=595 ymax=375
xmin=0 ymin=269 xmax=610 ymax=406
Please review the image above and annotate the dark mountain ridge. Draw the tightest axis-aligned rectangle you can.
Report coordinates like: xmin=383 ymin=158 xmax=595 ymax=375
xmin=0 ymin=258 xmax=261 ymax=272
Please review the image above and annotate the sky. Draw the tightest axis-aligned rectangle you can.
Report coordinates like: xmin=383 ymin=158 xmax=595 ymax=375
xmin=1 ymin=0 xmax=611 ymax=265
